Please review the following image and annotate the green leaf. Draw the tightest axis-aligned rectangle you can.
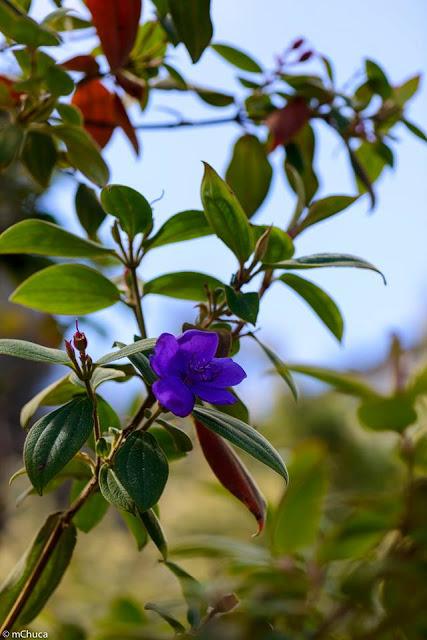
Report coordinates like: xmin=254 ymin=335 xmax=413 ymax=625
xmin=0 ymin=339 xmax=69 ymax=366
xmin=272 ymin=441 xmax=328 ymax=554
xmin=201 ymin=163 xmax=254 ymax=263
xmin=225 ymin=286 xmax=259 ymax=325
xmin=44 ymin=64 xmax=73 ymax=96
xmin=287 ymin=364 xmax=375 ymax=398
xmin=95 ymin=337 xmax=156 ymax=365
xmin=21 ymin=131 xmax=57 ymax=187
xmin=24 ymin=397 xmax=94 ymax=494
xmin=357 ymin=394 xmax=417 ymax=432
xmin=146 ymin=210 xmax=211 ymax=249
xmin=75 ymin=183 xmax=106 ymax=240
xmin=0 ymin=513 xmax=76 ymax=628
xmin=267 ymin=253 xmax=386 ymax=284
xmin=99 ymin=464 xmax=136 ymax=514
xmin=163 ymin=560 xmax=207 ymax=628
xmin=101 ymin=184 xmax=153 ymax=238
xmin=127 ymin=350 xmax=157 ymax=385
xmin=70 ymin=480 xmax=109 ymax=532
xmin=192 ymin=406 xmax=288 ymax=482
xmin=225 ymin=134 xmax=272 ymax=218
xmin=169 ymin=0 xmax=212 ymax=63
xmin=366 ymin=59 xmax=392 ymax=99
xmin=120 ymin=510 xmax=148 ymax=551
xmin=252 ymin=225 xmax=294 ymax=263
xmin=284 ymin=124 xmax=319 ymax=205
xmin=250 ymin=333 xmax=298 ymax=400
xmin=0 ymin=0 xmax=60 ymax=46
xmin=114 ymin=432 xmax=169 ymax=512
xmin=20 ymin=374 xmax=83 ymax=428
xmin=0 ymin=122 xmax=24 ymax=169
xmin=195 ymin=88 xmax=234 ymax=107
xmin=402 ymin=119 xmax=427 ymax=143
xmin=52 ymin=125 xmax=109 ymax=186
xmin=278 ymin=274 xmax=344 ymax=341
xmin=156 ymin=419 xmax=193 ymax=454
xmin=393 ymin=75 xmax=420 ymax=107
xmin=212 ymin=43 xmax=262 ymax=73
xmin=298 ymin=195 xmax=359 ymax=233
xmin=10 ymin=263 xmax=121 ymax=315
xmin=144 ymin=271 xmax=222 ymax=301
xmin=144 ymin=602 xmax=186 ymax=634
xmin=57 ymin=103 xmax=83 ymax=126
xmin=140 ymin=509 xmax=168 ymax=559
xmin=285 ymin=162 xmax=306 ymax=229
xmin=0 ymin=219 xmax=114 ymax=258
xmin=352 ymin=141 xmax=387 ymax=201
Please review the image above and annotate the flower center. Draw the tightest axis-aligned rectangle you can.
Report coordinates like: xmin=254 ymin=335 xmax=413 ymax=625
xmin=185 ymin=357 xmax=215 ymax=384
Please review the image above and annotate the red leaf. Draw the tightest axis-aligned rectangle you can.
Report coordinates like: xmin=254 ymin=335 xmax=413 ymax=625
xmin=62 ymin=55 xmax=100 ymax=77
xmin=113 ymin=93 xmax=139 ymax=154
xmin=266 ymin=97 xmax=311 ymax=151
xmin=0 ymin=74 xmax=24 ymax=105
xmin=72 ymin=79 xmax=116 ymax=148
xmin=195 ymin=420 xmax=267 ymax=534
xmin=72 ymin=79 xmax=139 ymax=154
xmin=86 ymin=0 xmax=142 ymax=71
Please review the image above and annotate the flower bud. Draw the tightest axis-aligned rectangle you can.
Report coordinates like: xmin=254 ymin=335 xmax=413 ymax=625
xmin=291 ymin=37 xmax=304 ymax=50
xmin=65 ymin=339 xmax=75 ymax=361
xmin=299 ymin=50 xmax=314 ymax=62
xmin=73 ymin=320 xmax=87 ymax=352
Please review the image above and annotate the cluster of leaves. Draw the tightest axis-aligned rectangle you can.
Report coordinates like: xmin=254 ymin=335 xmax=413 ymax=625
xmin=0 ymin=0 xmax=426 ymax=637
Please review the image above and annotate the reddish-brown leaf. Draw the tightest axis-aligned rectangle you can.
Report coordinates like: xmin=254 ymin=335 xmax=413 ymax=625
xmin=195 ymin=419 xmax=267 ymax=534
xmin=0 ymin=74 xmax=25 ymax=105
xmin=86 ymin=0 xmax=142 ymax=71
xmin=62 ymin=55 xmax=100 ymax=77
xmin=72 ymin=79 xmax=139 ymax=154
xmin=72 ymin=79 xmax=116 ymax=148
xmin=266 ymin=97 xmax=311 ymax=151
xmin=113 ymin=93 xmax=139 ymax=154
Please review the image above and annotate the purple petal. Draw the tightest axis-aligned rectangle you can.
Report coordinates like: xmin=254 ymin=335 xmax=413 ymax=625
xmin=209 ymin=358 xmax=247 ymax=387
xmin=191 ymin=383 xmax=237 ymax=405
xmin=177 ymin=330 xmax=219 ymax=361
xmin=153 ymin=377 xmax=195 ymax=417
xmin=150 ymin=333 xmax=183 ymax=377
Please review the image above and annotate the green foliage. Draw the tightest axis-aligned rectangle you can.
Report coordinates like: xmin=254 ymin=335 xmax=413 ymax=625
xmin=168 ymin=0 xmax=212 ymax=63
xmin=201 ymin=162 xmax=254 ymax=263
xmin=10 ymin=263 xmax=121 ymax=314
xmin=101 ymin=184 xmax=153 ymax=238
xmin=226 ymin=134 xmax=272 ymax=217
xmin=24 ymin=397 xmax=94 ymax=494
xmin=278 ymin=273 xmax=344 ymax=341
xmin=0 ymin=514 xmax=76 ymax=628
xmin=113 ymin=432 xmax=169 ymax=512
xmin=193 ymin=406 xmax=289 ymax=481
xmin=0 ymin=219 xmax=114 ymax=258
xmin=144 ymin=271 xmax=222 ymax=300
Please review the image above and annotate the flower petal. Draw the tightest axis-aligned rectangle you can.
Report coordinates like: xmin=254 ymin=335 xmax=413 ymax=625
xmin=209 ymin=358 xmax=247 ymax=387
xmin=178 ymin=329 xmax=219 ymax=361
xmin=191 ymin=383 xmax=237 ymax=405
xmin=150 ymin=333 xmax=182 ymax=377
xmin=153 ymin=376 xmax=195 ymax=417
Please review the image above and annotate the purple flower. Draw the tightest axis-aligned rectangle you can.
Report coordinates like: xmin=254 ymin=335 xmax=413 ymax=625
xmin=150 ymin=330 xmax=247 ymax=417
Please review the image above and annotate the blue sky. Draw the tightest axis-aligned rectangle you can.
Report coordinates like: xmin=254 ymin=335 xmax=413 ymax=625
xmin=41 ymin=0 xmax=427 ymax=411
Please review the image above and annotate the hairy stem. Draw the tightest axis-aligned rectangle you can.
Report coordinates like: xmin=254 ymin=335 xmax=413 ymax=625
xmin=129 ymin=264 xmax=147 ymax=339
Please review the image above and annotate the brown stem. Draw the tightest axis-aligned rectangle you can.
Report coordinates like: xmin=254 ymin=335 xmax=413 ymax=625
xmin=83 ymin=113 xmax=242 ymax=132
xmin=0 ymin=475 xmax=97 ymax=634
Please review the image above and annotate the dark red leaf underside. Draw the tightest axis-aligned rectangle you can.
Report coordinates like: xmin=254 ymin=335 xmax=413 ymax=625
xmin=195 ymin=419 xmax=267 ymax=534
xmin=86 ymin=0 xmax=142 ymax=71
xmin=266 ymin=97 xmax=311 ymax=151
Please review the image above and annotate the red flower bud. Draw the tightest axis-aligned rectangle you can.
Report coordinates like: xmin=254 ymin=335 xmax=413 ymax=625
xmin=299 ymin=50 xmax=314 ymax=62
xmin=73 ymin=320 xmax=88 ymax=352
xmin=65 ymin=339 xmax=75 ymax=361
xmin=291 ymin=37 xmax=304 ymax=50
